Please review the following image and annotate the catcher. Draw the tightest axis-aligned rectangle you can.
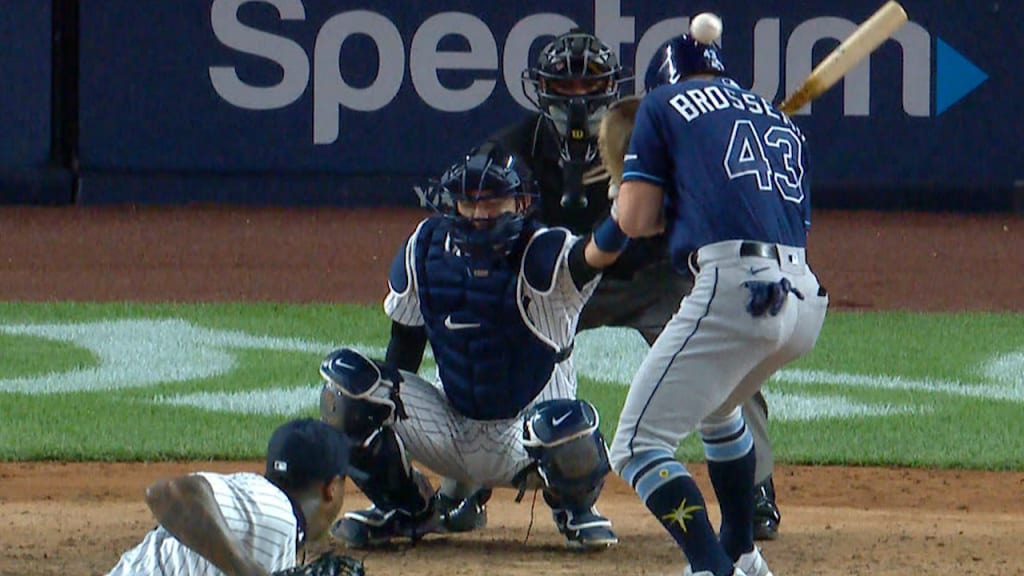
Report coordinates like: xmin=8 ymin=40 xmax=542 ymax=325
xmin=323 ymin=142 xmax=627 ymax=551
xmin=105 ymin=418 xmax=365 ymax=576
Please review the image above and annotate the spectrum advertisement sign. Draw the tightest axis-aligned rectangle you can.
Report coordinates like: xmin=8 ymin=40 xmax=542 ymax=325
xmin=77 ymin=0 xmax=1019 ymax=194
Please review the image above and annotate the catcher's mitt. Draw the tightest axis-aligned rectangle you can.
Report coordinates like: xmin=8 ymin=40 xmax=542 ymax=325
xmin=273 ymin=552 xmax=366 ymax=576
xmin=597 ymin=95 xmax=641 ymax=185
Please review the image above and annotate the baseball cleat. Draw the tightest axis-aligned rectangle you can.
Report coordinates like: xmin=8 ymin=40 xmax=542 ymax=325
xmin=753 ymin=477 xmax=781 ymax=541
xmin=331 ymin=505 xmax=438 ymax=548
xmin=552 ymin=506 xmax=619 ymax=550
xmin=735 ymin=547 xmax=774 ymax=576
xmin=435 ymin=488 xmax=491 ymax=533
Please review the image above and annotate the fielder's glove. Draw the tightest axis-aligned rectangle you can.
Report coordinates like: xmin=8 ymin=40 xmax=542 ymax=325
xmin=272 ymin=552 xmax=366 ymax=576
xmin=597 ymin=95 xmax=641 ymax=186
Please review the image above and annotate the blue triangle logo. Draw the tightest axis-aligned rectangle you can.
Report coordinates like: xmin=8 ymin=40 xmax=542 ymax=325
xmin=935 ymin=38 xmax=988 ymax=115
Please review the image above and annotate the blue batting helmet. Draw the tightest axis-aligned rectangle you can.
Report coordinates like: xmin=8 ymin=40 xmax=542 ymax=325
xmin=644 ymin=17 xmax=726 ymax=93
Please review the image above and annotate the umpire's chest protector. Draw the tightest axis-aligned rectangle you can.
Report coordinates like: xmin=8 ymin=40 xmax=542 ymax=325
xmin=414 ymin=219 xmax=561 ymax=421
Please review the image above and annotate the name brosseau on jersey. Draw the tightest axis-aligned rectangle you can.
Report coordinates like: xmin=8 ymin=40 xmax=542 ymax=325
xmin=668 ymin=81 xmax=796 ymax=131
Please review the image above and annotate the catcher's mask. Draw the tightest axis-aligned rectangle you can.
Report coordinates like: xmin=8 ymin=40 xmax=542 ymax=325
xmin=422 ymin=143 xmax=536 ymax=263
xmin=522 ymin=29 xmax=629 ymax=166
xmin=644 ymin=18 xmax=727 ymax=93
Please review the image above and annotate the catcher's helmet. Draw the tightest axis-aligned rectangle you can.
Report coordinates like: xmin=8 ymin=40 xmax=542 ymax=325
xmin=522 ymin=29 xmax=626 ymax=162
xmin=644 ymin=21 xmax=726 ymax=93
xmin=423 ymin=142 xmax=536 ymax=261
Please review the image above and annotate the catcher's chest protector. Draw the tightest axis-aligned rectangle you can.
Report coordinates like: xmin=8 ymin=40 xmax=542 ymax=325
xmin=414 ymin=219 xmax=559 ymax=420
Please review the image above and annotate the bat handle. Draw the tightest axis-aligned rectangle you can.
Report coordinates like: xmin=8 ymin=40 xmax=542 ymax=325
xmin=778 ymin=84 xmax=815 ymax=116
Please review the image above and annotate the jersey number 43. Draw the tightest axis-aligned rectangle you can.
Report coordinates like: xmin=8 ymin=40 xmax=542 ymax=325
xmin=723 ymin=119 xmax=805 ymax=203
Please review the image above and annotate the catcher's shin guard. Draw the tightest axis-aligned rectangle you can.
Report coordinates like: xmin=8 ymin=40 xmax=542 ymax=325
xmin=332 ymin=427 xmax=437 ymax=548
xmin=522 ymin=399 xmax=619 ymax=550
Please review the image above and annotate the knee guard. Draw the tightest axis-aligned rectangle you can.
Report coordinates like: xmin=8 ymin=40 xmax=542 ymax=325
xmin=319 ymin=347 xmax=408 ymax=444
xmin=319 ymin=348 xmax=429 ymax=515
xmin=521 ymin=399 xmax=611 ymax=510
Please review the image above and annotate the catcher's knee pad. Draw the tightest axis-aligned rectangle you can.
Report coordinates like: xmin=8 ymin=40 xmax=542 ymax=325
xmin=521 ymin=399 xmax=611 ymax=509
xmin=319 ymin=347 xmax=407 ymax=445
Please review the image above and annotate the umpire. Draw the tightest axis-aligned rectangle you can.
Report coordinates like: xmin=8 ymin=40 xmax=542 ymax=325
xmin=487 ymin=29 xmax=781 ymax=540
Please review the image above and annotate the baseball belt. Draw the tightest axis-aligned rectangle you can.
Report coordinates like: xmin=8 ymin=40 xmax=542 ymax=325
xmin=688 ymin=241 xmax=779 ymax=274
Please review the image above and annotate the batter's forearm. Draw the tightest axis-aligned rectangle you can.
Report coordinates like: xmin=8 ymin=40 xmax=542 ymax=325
xmin=616 ymin=180 xmax=666 ymax=237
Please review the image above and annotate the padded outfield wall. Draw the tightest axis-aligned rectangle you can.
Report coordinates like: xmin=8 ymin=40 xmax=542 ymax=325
xmin=7 ymin=1 xmax=1022 ymax=209
xmin=0 ymin=1 xmax=72 ymax=204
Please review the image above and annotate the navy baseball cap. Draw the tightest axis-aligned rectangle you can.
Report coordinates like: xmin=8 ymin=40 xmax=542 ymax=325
xmin=265 ymin=418 xmax=351 ymax=490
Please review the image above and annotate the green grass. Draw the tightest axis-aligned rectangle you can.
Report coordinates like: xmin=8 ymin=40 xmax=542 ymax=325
xmin=0 ymin=332 xmax=98 ymax=378
xmin=1 ymin=303 xmax=1022 ymax=470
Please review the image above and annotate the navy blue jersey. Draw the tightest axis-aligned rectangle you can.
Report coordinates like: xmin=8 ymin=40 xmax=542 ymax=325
xmin=623 ymin=77 xmax=811 ymax=271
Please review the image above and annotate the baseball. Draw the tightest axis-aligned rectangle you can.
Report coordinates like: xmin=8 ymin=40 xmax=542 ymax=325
xmin=690 ymin=12 xmax=723 ymax=45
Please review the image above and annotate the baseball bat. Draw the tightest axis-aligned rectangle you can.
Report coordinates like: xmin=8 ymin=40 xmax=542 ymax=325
xmin=778 ymin=1 xmax=908 ymax=115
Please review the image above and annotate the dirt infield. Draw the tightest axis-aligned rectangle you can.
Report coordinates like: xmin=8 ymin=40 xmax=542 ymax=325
xmin=1 ymin=206 xmax=1022 ymax=576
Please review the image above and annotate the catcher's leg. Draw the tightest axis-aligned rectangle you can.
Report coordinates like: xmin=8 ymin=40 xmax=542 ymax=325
xmin=319 ymin=348 xmax=436 ymax=548
xmin=521 ymin=398 xmax=618 ymax=550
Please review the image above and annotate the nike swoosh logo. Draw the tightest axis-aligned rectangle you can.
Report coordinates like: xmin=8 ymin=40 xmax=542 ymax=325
xmin=332 ymin=360 xmax=356 ymax=370
xmin=552 ymin=411 xmax=573 ymax=426
xmin=444 ymin=315 xmax=481 ymax=331
xmin=750 ymin=266 xmax=771 ymax=276
xmin=624 ymin=154 xmax=637 ymax=161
